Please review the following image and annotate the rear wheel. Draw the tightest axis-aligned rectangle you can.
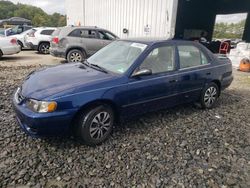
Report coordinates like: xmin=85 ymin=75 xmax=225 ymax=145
xmin=73 ymin=105 xmax=114 ymax=146
xmin=200 ymin=83 xmax=219 ymax=109
xmin=67 ymin=49 xmax=86 ymax=63
xmin=38 ymin=42 xmax=50 ymax=54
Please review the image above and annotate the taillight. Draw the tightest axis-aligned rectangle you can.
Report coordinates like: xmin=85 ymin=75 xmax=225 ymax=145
xmin=10 ymin=38 xmax=17 ymax=45
xmin=52 ymin=37 xmax=59 ymax=44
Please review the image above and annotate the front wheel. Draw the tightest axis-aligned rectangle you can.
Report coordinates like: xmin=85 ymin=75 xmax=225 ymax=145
xmin=200 ymin=83 xmax=219 ymax=109
xmin=73 ymin=105 xmax=114 ymax=146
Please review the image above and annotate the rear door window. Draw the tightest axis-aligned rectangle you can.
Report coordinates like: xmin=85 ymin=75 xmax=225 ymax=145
xmin=68 ymin=29 xmax=97 ymax=38
xmin=80 ymin=30 xmax=97 ymax=38
xmin=178 ymin=45 xmax=209 ymax=69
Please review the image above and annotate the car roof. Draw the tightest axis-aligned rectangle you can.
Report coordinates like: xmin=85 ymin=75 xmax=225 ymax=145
xmin=65 ymin=26 xmax=105 ymax=30
xmin=121 ymin=37 xmax=171 ymax=44
xmin=35 ymin=27 xmax=57 ymax=31
xmin=120 ymin=38 xmax=198 ymax=45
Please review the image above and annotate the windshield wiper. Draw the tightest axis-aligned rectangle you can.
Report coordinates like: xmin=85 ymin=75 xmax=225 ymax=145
xmin=89 ymin=63 xmax=108 ymax=73
xmin=82 ymin=60 xmax=91 ymax=67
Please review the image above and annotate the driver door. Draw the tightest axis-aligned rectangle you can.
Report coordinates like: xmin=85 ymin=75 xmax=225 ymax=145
xmin=123 ymin=44 xmax=179 ymax=116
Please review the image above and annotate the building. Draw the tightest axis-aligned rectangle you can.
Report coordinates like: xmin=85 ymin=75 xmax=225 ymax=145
xmin=66 ymin=0 xmax=250 ymax=42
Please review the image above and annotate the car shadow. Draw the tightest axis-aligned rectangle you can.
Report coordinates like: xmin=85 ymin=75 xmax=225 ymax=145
xmin=0 ymin=55 xmax=38 ymax=61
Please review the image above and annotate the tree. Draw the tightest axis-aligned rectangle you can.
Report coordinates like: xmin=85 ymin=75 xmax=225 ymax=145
xmin=213 ymin=19 xmax=246 ymax=39
xmin=0 ymin=1 xmax=66 ymax=27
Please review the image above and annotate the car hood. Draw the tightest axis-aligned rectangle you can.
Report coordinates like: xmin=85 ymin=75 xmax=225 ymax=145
xmin=21 ymin=63 xmax=118 ymax=100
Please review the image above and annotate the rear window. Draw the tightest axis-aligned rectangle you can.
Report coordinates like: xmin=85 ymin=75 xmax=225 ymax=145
xmin=52 ymin=28 xmax=61 ymax=36
xmin=40 ymin=30 xmax=55 ymax=35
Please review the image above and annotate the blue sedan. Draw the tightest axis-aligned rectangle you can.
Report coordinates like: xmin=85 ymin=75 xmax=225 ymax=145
xmin=13 ymin=39 xmax=233 ymax=145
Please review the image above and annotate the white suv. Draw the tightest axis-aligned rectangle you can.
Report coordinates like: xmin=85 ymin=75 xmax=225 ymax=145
xmin=24 ymin=27 xmax=56 ymax=54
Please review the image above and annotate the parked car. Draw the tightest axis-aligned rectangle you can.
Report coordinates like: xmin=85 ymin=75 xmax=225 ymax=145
xmin=0 ymin=36 xmax=21 ymax=58
xmin=12 ymin=28 xmax=34 ymax=49
xmin=50 ymin=26 xmax=119 ymax=62
xmin=13 ymin=39 xmax=233 ymax=145
xmin=24 ymin=27 xmax=56 ymax=54
xmin=0 ymin=17 xmax=31 ymax=26
xmin=0 ymin=25 xmax=33 ymax=37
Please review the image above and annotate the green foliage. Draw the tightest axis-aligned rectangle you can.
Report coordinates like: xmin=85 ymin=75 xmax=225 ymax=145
xmin=213 ymin=19 xmax=246 ymax=39
xmin=0 ymin=1 xmax=66 ymax=27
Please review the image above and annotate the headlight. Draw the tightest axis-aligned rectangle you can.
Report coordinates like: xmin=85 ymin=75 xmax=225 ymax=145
xmin=26 ymin=99 xmax=57 ymax=113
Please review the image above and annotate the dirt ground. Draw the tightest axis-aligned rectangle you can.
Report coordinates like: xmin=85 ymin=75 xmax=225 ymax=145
xmin=0 ymin=50 xmax=63 ymax=67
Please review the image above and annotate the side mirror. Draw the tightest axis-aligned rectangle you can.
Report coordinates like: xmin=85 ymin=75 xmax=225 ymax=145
xmin=132 ymin=68 xmax=152 ymax=77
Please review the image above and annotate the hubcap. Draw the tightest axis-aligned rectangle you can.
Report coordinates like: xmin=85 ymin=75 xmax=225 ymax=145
xmin=204 ymin=86 xmax=217 ymax=107
xmin=41 ymin=44 xmax=49 ymax=54
xmin=70 ymin=52 xmax=82 ymax=62
xmin=89 ymin=111 xmax=111 ymax=140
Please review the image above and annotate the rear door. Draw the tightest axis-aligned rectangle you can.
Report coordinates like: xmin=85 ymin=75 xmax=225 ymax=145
xmin=67 ymin=29 xmax=100 ymax=56
xmin=176 ymin=44 xmax=213 ymax=103
xmin=79 ymin=29 xmax=102 ymax=55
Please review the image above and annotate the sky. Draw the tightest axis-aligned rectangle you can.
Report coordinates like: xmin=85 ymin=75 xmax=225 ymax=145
xmin=216 ymin=13 xmax=247 ymax=23
xmin=8 ymin=0 xmax=66 ymax=15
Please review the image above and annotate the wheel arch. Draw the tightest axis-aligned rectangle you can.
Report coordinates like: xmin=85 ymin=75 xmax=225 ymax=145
xmin=71 ymin=99 xmax=120 ymax=126
xmin=17 ymin=40 xmax=23 ymax=47
xmin=38 ymin=41 xmax=50 ymax=47
xmin=66 ymin=47 xmax=87 ymax=59
xmin=211 ymin=79 xmax=221 ymax=96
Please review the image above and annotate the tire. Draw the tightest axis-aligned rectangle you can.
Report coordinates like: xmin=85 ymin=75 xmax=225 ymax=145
xmin=67 ymin=49 xmax=86 ymax=63
xmin=38 ymin=42 xmax=50 ymax=54
xmin=17 ymin=40 xmax=23 ymax=49
xmin=73 ymin=105 xmax=114 ymax=146
xmin=200 ymin=82 xmax=219 ymax=109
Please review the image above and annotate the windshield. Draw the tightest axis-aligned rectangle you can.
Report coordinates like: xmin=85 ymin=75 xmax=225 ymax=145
xmin=87 ymin=41 xmax=147 ymax=74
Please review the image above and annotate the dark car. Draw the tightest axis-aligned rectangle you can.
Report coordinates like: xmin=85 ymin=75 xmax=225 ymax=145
xmin=0 ymin=17 xmax=32 ymax=26
xmin=50 ymin=26 xmax=119 ymax=62
xmin=13 ymin=39 xmax=233 ymax=145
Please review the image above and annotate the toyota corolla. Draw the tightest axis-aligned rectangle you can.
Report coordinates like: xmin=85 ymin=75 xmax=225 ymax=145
xmin=13 ymin=39 xmax=233 ymax=145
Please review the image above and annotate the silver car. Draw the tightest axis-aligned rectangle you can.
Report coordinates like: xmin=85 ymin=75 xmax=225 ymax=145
xmin=50 ymin=26 xmax=119 ymax=62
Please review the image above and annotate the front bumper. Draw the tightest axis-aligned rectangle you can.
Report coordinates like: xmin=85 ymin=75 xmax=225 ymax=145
xmin=13 ymin=97 xmax=77 ymax=137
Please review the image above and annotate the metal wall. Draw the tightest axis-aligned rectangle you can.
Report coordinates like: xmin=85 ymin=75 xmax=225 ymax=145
xmin=66 ymin=0 xmax=178 ymax=38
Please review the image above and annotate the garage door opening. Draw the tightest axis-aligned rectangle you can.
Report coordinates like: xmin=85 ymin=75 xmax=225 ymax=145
xmin=213 ymin=13 xmax=247 ymax=41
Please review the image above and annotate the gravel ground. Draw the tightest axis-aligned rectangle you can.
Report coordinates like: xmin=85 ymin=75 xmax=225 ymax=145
xmin=0 ymin=63 xmax=250 ymax=187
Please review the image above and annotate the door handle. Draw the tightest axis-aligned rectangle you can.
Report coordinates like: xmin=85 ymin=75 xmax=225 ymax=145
xmin=206 ymin=72 xmax=211 ymax=75
xmin=169 ymin=79 xmax=178 ymax=83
